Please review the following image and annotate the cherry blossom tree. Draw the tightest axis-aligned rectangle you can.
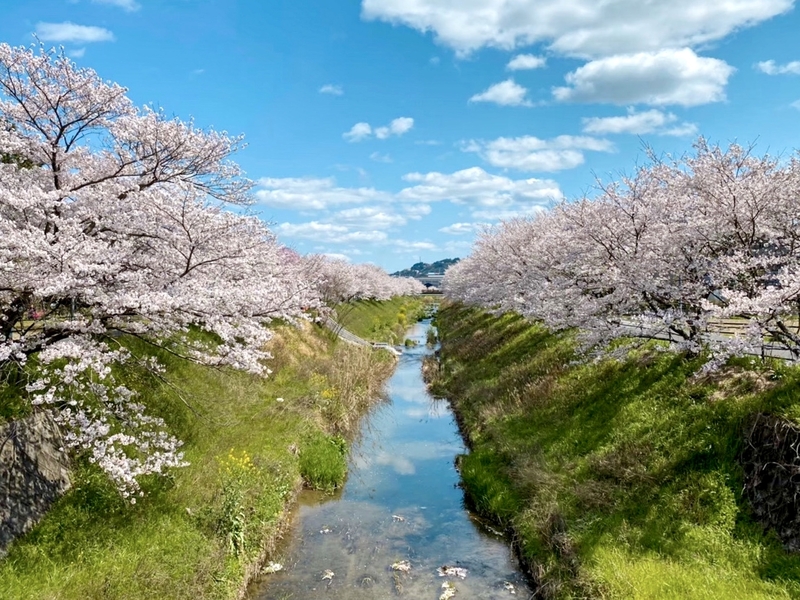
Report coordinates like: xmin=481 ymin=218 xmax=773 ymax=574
xmin=305 ymin=255 xmax=423 ymax=306
xmin=683 ymin=141 xmax=800 ymax=357
xmin=0 ymin=44 xmax=319 ymax=497
xmin=445 ymin=139 xmax=800 ymax=362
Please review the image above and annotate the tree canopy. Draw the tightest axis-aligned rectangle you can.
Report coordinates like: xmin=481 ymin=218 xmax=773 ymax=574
xmin=444 ymin=140 xmax=800 ymax=366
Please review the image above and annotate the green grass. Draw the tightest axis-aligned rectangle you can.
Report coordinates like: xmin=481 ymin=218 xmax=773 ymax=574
xmin=430 ymin=303 xmax=800 ymax=599
xmin=335 ymin=296 xmax=435 ymax=343
xmin=298 ymin=432 xmax=348 ymax=492
xmin=0 ymin=362 xmax=30 ymax=422
xmin=0 ymin=310 xmax=398 ymax=599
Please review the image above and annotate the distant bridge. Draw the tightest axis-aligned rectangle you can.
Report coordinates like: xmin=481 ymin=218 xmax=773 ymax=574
xmin=414 ymin=274 xmax=445 ymax=288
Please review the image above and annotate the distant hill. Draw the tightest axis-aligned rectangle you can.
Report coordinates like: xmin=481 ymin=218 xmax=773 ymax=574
xmin=391 ymin=258 xmax=460 ymax=278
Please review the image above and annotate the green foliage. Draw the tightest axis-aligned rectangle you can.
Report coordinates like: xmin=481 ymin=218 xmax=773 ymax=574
xmin=431 ymin=302 xmax=800 ymax=599
xmin=458 ymin=450 xmax=521 ymax=526
xmin=426 ymin=326 xmax=438 ymax=347
xmin=0 ymin=363 xmax=30 ymax=423
xmin=0 ymin=151 xmax=36 ymax=169
xmin=335 ymin=296 xmax=434 ymax=343
xmin=299 ymin=432 xmax=348 ymax=493
xmin=217 ymin=449 xmax=256 ymax=556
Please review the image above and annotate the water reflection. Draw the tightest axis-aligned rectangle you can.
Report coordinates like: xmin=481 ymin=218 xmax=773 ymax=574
xmin=250 ymin=321 xmax=531 ymax=599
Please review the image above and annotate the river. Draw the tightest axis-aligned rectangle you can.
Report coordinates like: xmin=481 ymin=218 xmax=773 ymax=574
xmin=249 ymin=320 xmax=532 ymax=599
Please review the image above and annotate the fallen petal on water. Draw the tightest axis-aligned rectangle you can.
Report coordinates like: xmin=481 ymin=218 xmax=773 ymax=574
xmin=262 ymin=562 xmax=283 ymax=574
xmin=391 ymin=560 xmax=411 ymax=572
xmin=437 ymin=565 xmax=468 ymax=579
xmin=439 ymin=580 xmax=457 ymax=600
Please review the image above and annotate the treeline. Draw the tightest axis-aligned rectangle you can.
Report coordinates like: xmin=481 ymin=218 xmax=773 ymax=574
xmin=444 ymin=140 xmax=800 ymax=364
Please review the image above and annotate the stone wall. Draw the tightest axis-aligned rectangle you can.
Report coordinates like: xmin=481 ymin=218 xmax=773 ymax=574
xmin=0 ymin=412 xmax=71 ymax=556
xmin=741 ymin=413 xmax=800 ymax=552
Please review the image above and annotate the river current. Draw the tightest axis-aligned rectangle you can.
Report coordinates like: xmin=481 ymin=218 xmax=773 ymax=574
xmin=250 ymin=320 xmax=532 ymax=599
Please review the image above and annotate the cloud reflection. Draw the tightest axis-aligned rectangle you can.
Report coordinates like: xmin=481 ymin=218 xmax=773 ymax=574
xmin=405 ymin=403 xmax=450 ymax=419
xmin=375 ymin=452 xmax=416 ymax=475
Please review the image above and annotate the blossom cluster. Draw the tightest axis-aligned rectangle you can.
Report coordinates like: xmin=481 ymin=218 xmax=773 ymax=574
xmin=303 ymin=255 xmax=424 ymax=305
xmin=444 ymin=139 xmax=800 ymax=362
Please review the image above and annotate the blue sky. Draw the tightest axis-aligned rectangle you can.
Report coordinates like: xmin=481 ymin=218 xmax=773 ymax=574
xmin=2 ymin=0 xmax=800 ymax=272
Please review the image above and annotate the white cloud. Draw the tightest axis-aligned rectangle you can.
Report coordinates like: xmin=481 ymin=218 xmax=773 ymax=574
xmin=372 ymin=127 xmax=389 ymax=139
xmin=256 ymin=176 xmax=390 ymax=210
xmin=68 ymin=47 xmax=86 ymax=58
xmin=91 ymin=0 xmax=140 ymax=11
xmin=757 ymin=60 xmax=800 ymax=75
xmin=415 ymin=139 xmax=441 ymax=146
xmin=343 ymin=122 xmax=373 ymax=142
xmin=582 ymin=108 xmax=697 ymax=136
xmin=361 ymin=0 xmax=792 ymax=58
xmin=344 ymin=117 xmax=413 ymax=142
xmin=375 ymin=452 xmax=416 ymax=475
xmin=399 ymin=167 xmax=563 ymax=217
xmin=319 ymin=84 xmax=344 ymax=95
xmin=277 ymin=222 xmax=347 ymax=237
xmin=394 ymin=240 xmax=439 ymax=251
xmin=791 ymin=99 xmax=800 ymax=111
xmin=404 ymin=203 xmax=432 ymax=219
xmin=661 ymin=122 xmax=699 ymax=137
xmin=439 ymin=222 xmax=478 ymax=235
xmin=370 ymin=151 xmax=393 ymax=163
xmin=470 ymin=79 xmax=532 ymax=107
xmin=392 ymin=116 xmax=415 ymax=135
xmin=273 ymin=203 xmax=412 ymax=250
xmin=333 ymin=206 xmax=407 ymax=228
xmin=507 ymin=54 xmax=546 ymax=71
xmin=276 ymin=222 xmax=388 ymax=244
xmin=471 ymin=204 xmax=547 ymax=220
xmin=375 ymin=117 xmax=415 ymax=139
xmin=260 ymin=167 xmax=562 ymax=230
xmin=583 ymin=109 xmax=673 ymax=134
xmin=333 ymin=230 xmax=390 ymax=242
xmin=462 ymin=135 xmax=614 ymax=172
xmin=553 ymin=48 xmax=734 ymax=106
xmin=35 ymin=22 xmax=115 ymax=43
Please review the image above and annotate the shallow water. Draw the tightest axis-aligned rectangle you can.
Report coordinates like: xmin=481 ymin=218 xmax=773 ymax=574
xmin=250 ymin=321 xmax=532 ymax=599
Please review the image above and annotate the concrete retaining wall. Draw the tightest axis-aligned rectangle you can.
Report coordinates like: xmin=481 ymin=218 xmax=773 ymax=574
xmin=0 ymin=412 xmax=71 ymax=556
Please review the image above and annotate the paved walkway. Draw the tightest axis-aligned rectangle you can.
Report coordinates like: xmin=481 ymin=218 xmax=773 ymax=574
xmin=321 ymin=316 xmax=402 ymax=356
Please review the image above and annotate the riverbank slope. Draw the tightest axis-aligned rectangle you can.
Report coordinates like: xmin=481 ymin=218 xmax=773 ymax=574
xmin=0 ymin=298 xmax=421 ymax=600
xmin=427 ymin=303 xmax=800 ymax=599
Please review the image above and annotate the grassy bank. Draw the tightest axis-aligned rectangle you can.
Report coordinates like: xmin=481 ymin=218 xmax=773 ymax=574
xmin=335 ymin=295 xmax=434 ymax=344
xmin=0 ymin=313 xmax=396 ymax=599
xmin=428 ymin=303 xmax=800 ymax=599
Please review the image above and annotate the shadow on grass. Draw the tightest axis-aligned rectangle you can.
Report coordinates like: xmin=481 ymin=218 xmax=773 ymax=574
xmin=433 ymin=302 xmax=800 ymax=598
